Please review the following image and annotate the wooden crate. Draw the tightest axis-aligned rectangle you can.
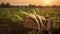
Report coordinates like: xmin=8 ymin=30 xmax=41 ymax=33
xmin=23 ymin=16 xmax=56 ymax=31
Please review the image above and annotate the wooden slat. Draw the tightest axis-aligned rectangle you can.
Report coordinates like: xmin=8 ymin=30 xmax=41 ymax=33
xmin=46 ymin=19 xmax=51 ymax=31
xmin=23 ymin=16 xmax=56 ymax=31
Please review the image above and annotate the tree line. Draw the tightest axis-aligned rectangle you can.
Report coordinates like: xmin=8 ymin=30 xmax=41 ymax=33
xmin=0 ymin=3 xmax=60 ymax=8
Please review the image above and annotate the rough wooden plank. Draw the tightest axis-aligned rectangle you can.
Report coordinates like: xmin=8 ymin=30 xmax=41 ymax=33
xmin=46 ymin=19 xmax=52 ymax=31
xmin=23 ymin=17 xmax=39 ymax=30
xmin=23 ymin=16 xmax=56 ymax=31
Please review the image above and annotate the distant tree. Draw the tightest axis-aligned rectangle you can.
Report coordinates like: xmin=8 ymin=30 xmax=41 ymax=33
xmin=58 ymin=6 xmax=60 ymax=8
xmin=29 ymin=4 xmax=32 ymax=7
xmin=28 ymin=4 xmax=37 ymax=7
xmin=5 ymin=3 xmax=10 ymax=7
xmin=0 ymin=3 xmax=10 ymax=8
xmin=21 ymin=5 xmax=24 ymax=7
xmin=32 ymin=4 xmax=36 ymax=7
xmin=0 ymin=3 xmax=5 ymax=7
xmin=38 ymin=5 xmax=42 ymax=7
xmin=24 ymin=5 xmax=27 ymax=7
xmin=52 ymin=5 xmax=57 ymax=8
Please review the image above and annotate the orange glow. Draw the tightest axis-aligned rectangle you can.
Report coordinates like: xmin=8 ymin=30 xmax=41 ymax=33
xmin=45 ymin=0 xmax=49 ymax=4
xmin=0 ymin=0 xmax=60 ymax=6
xmin=43 ymin=0 xmax=50 ymax=5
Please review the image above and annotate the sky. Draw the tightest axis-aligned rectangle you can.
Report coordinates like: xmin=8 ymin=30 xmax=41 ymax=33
xmin=0 ymin=0 xmax=60 ymax=6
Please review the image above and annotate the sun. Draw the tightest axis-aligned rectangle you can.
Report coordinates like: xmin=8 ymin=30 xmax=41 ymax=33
xmin=45 ymin=0 xmax=49 ymax=3
xmin=44 ymin=0 xmax=50 ymax=5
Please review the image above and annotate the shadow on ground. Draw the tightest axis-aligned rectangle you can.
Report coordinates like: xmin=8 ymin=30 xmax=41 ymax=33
xmin=0 ymin=18 xmax=60 ymax=34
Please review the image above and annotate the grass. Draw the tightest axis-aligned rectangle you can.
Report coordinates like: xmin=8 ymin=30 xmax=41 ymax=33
xmin=0 ymin=7 xmax=60 ymax=34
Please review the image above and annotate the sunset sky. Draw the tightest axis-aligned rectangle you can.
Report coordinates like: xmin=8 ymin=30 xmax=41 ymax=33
xmin=0 ymin=0 xmax=60 ymax=6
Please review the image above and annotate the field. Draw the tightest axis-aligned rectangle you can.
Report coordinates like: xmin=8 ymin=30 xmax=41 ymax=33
xmin=0 ymin=7 xmax=60 ymax=34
